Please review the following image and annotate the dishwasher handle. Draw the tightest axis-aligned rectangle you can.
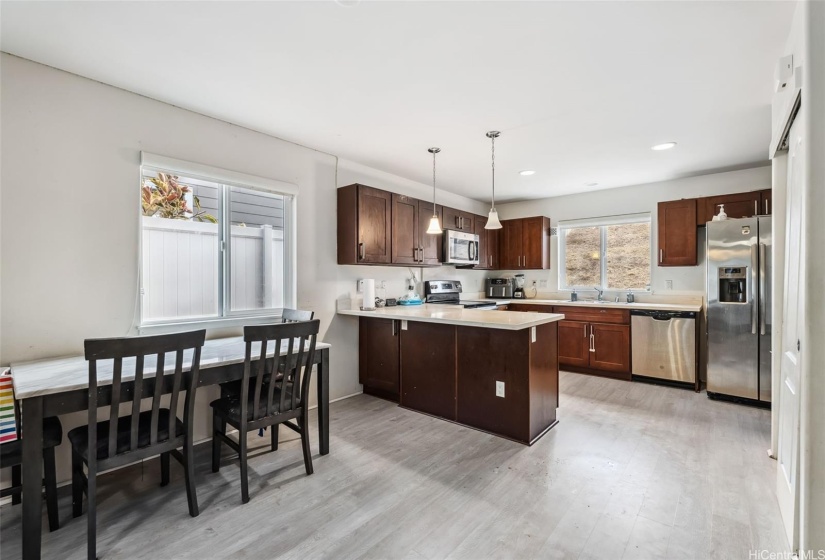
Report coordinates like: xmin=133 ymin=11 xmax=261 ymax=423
xmin=631 ymin=310 xmax=696 ymax=320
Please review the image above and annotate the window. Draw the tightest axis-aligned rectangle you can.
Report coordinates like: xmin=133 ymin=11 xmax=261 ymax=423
xmin=139 ymin=153 xmax=296 ymax=329
xmin=559 ymin=213 xmax=651 ymax=291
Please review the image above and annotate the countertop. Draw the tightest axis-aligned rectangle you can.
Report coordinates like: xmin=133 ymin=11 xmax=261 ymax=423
xmin=337 ymin=302 xmax=564 ymax=330
xmin=494 ymin=298 xmax=702 ymax=313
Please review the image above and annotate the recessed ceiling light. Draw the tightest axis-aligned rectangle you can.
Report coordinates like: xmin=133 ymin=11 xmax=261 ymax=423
xmin=651 ymin=142 xmax=677 ymax=151
xmin=585 ymin=182 xmax=599 ymax=187
xmin=519 ymin=170 xmax=535 ymax=176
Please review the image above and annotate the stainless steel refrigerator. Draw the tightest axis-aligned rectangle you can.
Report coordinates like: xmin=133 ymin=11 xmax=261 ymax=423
xmin=706 ymin=216 xmax=771 ymax=403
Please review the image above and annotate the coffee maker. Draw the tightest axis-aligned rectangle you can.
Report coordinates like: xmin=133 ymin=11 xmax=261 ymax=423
xmin=513 ymin=274 xmax=526 ymax=299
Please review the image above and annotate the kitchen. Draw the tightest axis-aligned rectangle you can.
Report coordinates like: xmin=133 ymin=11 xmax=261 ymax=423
xmin=1 ymin=2 xmax=823 ymax=560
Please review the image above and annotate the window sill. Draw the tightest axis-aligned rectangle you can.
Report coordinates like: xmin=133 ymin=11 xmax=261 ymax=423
xmin=138 ymin=314 xmax=283 ymax=335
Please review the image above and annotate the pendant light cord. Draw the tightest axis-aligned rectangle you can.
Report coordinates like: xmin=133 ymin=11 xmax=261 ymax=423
xmin=432 ymin=150 xmax=437 ymax=215
xmin=491 ymin=134 xmax=496 ymax=211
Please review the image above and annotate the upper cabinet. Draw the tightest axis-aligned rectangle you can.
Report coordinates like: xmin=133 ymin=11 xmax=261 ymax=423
xmin=338 ymin=184 xmax=392 ymax=264
xmin=391 ymin=194 xmax=420 ymax=265
xmin=657 ymin=199 xmax=697 ymax=267
xmin=442 ymin=207 xmax=475 ymax=232
xmin=699 ymin=190 xmax=762 ymax=225
xmin=474 ymin=213 xmax=499 ymax=270
xmin=760 ymin=189 xmax=772 ymax=216
xmin=501 ymin=216 xmax=552 ymax=270
xmin=417 ymin=201 xmax=443 ymax=265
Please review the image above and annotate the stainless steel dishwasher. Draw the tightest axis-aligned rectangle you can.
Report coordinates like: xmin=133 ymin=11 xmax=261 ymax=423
xmin=631 ymin=310 xmax=697 ymax=385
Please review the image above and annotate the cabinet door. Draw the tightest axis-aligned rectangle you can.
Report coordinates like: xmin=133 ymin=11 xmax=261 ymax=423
xmin=703 ymin=191 xmax=761 ymax=222
xmin=522 ymin=216 xmax=550 ymax=269
xmin=657 ymin=199 xmax=697 ymax=266
xmin=359 ymin=318 xmax=400 ymax=400
xmin=391 ymin=194 xmax=419 ymax=264
xmin=442 ymin=207 xmax=472 ymax=231
xmin=418 ymin=201 xmax=442 ymax=265
xmin=474 ymin=213 xmax=498 ymax=269
xmin=400 ymin=321 xmax=457 ymax=420
xmin=760 ymin=189 xmax=772 ymax=216
xmin=589 ymin=323 xmax=630 ymax=373
xmin=358 ymin=186 xmax=393 ymax=264
xmin=557 ymin=320 xmax=590 ymax=368
xmin=502 ymin=219 xmax=523 ymax=269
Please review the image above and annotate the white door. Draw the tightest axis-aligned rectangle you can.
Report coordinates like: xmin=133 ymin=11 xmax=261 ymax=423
xmin=776 ymin=117 xmax=805 ymax=550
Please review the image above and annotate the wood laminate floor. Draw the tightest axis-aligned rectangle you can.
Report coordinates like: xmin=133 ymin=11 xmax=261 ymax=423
xmin=0 ymin=372 xmax=788 ymax=559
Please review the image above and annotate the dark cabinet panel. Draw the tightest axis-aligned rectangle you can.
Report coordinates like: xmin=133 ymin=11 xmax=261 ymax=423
xmin=359 ymin=317 xmax=400 ymax=400
xmin=442 ymin=207 xmax=474 ymax=232
xmin=400 ymin=321 xmax=457 ymax=420
xmin=337 ymin=184 xmax=393 ymax=265
xmin=760 ymin=189 xmax=772 ymax=216
xmin=557 ymin=320 xmax=590 ymax=368
xmin=474 ymin=213 xmax=499 ymax=270
xmin=391 ymin=194 xmax=419 ymax=265
xmin=417 ymin=201 xmax=443 ymax=265
xmin=657 ymin=199 xmax=697 ymax=266
xmin=501 ymin=217 xmax=551 ymax=270
xmin=502 ymin=219 xmax=523 ymax=269
xmin=589 ymin=323 xmax=631 ymax=373
xmin=700 ymin=191 xmax=761 ymax=224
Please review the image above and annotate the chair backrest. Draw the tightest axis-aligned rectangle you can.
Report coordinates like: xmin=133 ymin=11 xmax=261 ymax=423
xmin=240 ymin=320 xmax=320 ymax=422
xmin=281 ymin=308 xmax=314 ymax=323
xmin=84 ymin=330 xmax=206 ymax=460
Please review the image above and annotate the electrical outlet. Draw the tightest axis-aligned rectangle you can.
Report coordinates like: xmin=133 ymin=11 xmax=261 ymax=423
xmin=495 ymin=381 xmax=505 ymax=398
xmin=539 ymin=279 xmax=548 ymax=288
xmin=666 ymin=280 xmax=673 ymax=290
xmin=357 ymin=279 xmax=365 ymax=293
xmin=379 ymin=280 xmax=386 ymax=289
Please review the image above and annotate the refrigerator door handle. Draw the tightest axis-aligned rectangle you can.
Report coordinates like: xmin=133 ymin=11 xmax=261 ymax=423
xmin=751 ymin=243 xmax=758 ymax=335
xmin=759 ymin=242 xmax=767 ymax=336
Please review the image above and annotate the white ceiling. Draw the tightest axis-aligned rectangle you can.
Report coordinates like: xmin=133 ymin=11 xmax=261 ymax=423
xmin=0 ymin=1 xmax=794 ymax=203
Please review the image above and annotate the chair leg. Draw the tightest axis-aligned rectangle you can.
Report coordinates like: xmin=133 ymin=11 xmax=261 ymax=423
xmin=72 ymin=451 xmax=84 ymax=519
xmin=43 ymin=447 xmax=60 ymax=532
xmin=160 ymin=452 xmax=170 ymax=487
xmin=270 ymin=423 xmax=279 ymax=451
xmin=11 ymin=464 xmax=21 ymax=505
xmin=87 ymin=464 xmax=96 ymax=560
xmin=239 ymin=428 xmax=250 ymax=504
xmin=211 ymin=414 xmax=223 ymax=473
xmin=299 ymin=415 xmax=313 ymax=476
xmin=183 ymin=440 xmax=199 ymax=518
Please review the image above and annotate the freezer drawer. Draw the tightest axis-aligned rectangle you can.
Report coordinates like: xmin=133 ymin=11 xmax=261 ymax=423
xmin=631 ymin=311 xmax=696 ymax=383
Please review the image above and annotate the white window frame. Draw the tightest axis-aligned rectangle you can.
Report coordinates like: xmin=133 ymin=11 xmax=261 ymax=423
xmin=137 ymin=152 xmax=298 ymax=333
xmin=558 ymin=212 xmax=652 ymax=292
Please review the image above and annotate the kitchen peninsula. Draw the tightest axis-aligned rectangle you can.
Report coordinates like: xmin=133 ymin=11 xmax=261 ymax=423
xmin=338 ymin=303 xmax=564 ymax=444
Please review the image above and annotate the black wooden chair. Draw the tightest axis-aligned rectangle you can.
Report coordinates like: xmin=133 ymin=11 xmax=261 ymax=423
xmin=210 ymin=320 xmax=320 ymax=503
xmin=0 ymin=398 xmax=62 ymax=532
xmin=218 ymin=308 xmax=315 ymax=451
xmin=68 ymin=329 xmax=206 ymax=560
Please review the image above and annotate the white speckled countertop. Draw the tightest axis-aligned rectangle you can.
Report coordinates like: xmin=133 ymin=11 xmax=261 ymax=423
xmin=337 ymin=302 xmax=564 ymax=330
xmin=503 ymin=299 xmax=702 ymax=313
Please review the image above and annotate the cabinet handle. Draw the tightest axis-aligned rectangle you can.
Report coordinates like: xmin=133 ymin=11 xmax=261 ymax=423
xmin=392 ymin=320 xmax=398 ymax=336
xmin=765 ymin=199 xmax=769 ymax=214
xmin=419 ymin=246 xmax=424 ymax=262
xmin=659 ymin=249 xmax=663 ymax=263
xmin=583 ymin=324 xmax=587 ymax=337
xmin=359 ymin=242 xmax=365 ymax=260
xmin=590 ymin=333 xmax=595 ymax=352
xmin=754 ymin=200 xmax=758 ymax=216
xmin=489 ymin=255 xmax=492 ymax=267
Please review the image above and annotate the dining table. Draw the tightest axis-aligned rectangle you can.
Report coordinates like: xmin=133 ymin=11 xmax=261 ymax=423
xmin=9 ymin=336 xmax=331 ymax=560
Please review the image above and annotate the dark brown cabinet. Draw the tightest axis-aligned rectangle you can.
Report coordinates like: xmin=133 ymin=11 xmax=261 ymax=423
xmin=442 ymin=207 xmax=474 ymax=232
xmin=474 ymin=213 xmax=499 ymax=270
xmin=657 ymin=199 xmax=697 ymax=267
xmin=760 ymin=189 xmax=772 ymax=216
xmin=359 ymin=317 xmax=400 ymax=400
xmin=400 ymin=321 xmax=457 ymax=421
xmin=557 ymin=320 xmax=590 ymax=368
xmin=501 ymin=217 xmax=551 ymax=270
xmin=391 ymin=194 xmax=419 ymax=265
xmin=417 ymin=201 xmax=443 ymax=265
xmin=338 ymin=184 xmax=393 ymax=265
xmin=699 ymin=191 xmax=762 ymax=224
xmin=551 ymin=305 xmax=631 ymax=380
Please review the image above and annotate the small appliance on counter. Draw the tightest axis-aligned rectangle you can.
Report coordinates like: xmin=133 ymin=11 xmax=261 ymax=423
xmin=486 ymin=277 xmax=515 ymax=299
xmin=425 ymin=280 xmax=500 ymax=309
xmin=398 ymin=271 xmax=423 ymax=305
xmin=513 ymin=274 xmax=526 ymax=299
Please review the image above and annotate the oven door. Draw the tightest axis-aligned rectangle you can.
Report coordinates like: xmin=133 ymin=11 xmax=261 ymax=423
xmin=443 ymin=230 xmax=479 ymax=265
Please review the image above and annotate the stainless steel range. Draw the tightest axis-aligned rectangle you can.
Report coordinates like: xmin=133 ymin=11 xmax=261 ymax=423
xmin=424 ymin=280 xmax=501 ymax=310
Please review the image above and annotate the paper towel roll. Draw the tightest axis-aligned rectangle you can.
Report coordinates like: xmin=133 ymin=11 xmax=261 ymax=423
xmin=362 ymin=279 xmax=376 ymax=310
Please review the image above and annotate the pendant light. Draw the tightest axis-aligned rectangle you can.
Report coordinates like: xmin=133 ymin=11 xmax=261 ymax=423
xmin=484 ymin=131 xmax=503 ymax=229
xmin=425 ymin=147 xmax=443 ymax=234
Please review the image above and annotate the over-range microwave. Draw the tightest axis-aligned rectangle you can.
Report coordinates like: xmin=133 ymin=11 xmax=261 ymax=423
xmin=443 ymin=229 xmax=479 ymax=266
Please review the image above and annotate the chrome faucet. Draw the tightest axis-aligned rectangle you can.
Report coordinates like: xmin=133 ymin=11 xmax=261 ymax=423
xmin=594 ymin=286 xmax=604 ymax=301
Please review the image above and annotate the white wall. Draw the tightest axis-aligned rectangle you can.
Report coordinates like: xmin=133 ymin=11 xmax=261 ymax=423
xmin=0 ymin=54 xmax=488 ymax=483
xmin=496 ymin=166 xmax=772 ymax=297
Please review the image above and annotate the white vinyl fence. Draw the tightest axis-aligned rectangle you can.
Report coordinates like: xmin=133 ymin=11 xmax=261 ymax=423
xmin=141 ymin=217 xmax=284 ymax=322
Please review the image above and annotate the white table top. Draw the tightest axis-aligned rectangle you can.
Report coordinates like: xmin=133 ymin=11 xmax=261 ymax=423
xmin=10 ymin=336 xmax=331 ymax=400
xmin=337 ymin=303 xmax=564 ymax=330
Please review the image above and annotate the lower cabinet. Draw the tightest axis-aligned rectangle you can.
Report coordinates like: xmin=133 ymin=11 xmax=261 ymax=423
xmin=399 ymin=321 xmax=457 ymax=420
xmin=359 ymin=317 xmax=400 ymax=400
xmin=553 ymin=306 xmax=631 ymax=380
